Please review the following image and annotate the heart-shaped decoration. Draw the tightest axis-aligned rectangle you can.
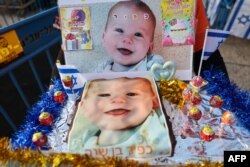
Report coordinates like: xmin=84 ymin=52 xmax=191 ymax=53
xmin=150 ymin=61 xmax=176 ymax=81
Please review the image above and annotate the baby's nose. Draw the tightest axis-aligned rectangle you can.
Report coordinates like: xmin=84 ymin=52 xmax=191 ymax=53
xmin=111 ymin=95 xmax=127 ymax=103
xmin=122 ymin=35 xmax=133 ymax=44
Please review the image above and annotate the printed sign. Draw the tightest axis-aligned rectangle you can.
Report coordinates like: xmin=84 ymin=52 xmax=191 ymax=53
xmin=0 ymin=30 xmax=24 ymax=66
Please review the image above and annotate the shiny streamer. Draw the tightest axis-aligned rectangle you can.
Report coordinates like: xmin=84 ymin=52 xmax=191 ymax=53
xmin=159 ymin=79 xmax=186 ymax=107
xmin=0 ymin=137 xmax=224 ymax=167
xmin=0 ymin=137 xmax=147 ymax=166
xmin=203 ymin=69 xmax=250 ymax=131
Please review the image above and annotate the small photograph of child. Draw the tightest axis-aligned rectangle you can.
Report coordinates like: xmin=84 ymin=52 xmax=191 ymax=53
xmin=68 ymin=74 xmax=172 ymax=158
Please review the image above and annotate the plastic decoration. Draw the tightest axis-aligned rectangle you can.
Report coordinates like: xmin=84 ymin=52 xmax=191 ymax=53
xmin=32 ymin=132 xmax=47 ymax=147
xmin=189 ymin=107 xmax=202 ymax=122
xmin=191 ymin=76 xmax=204 ymax=87
xmin=190 ymin=92 xmax=202 ymax=106
xmin=53 ymin=90 xmax=65 ymax=103
xmin=150 ymin=61 xmax=176 ymax=81
xmin=200 ymin=125 xmax=215 ymax=142
xmin=62 ymin=75 xmax=73 ymax=88
xmin=38 ymin=112 xmax=54 ymax=126
xmin=209 ymin=95 xmax=224 ymax=108
xmin=221 ymin=111 xmax=236 ymax=126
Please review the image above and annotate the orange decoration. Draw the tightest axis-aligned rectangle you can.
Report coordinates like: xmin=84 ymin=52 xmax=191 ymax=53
xmin=221 ymin=111 xmax=236 ymax=125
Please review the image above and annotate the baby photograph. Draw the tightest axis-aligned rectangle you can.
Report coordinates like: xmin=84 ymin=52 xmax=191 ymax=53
xmin=68 ymin=72 xmax=172 ymax=159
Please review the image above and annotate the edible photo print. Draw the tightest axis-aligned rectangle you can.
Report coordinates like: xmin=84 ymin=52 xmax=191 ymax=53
xmin=68 ymin=72 xmax=172 ymax=160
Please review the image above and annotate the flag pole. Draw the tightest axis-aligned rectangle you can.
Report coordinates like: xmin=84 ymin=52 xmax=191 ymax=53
xmin=198 ymin=28 xmax=209 ymax=77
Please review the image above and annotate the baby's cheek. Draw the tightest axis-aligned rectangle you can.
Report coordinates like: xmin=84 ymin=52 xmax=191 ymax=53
xmin=96 ymin=98 xmax=110 ymax=108
xmin=126 ymin=98 xmax=136 ymax=104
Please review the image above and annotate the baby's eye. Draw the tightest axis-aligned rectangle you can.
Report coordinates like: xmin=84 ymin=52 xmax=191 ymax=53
xmin=98 ymin=93 xmax=110 ymax=97
xmin=126 ymin=92 xmax=138 ymax=96
xmin=115 ymin=28 xmax=123 ymax=33
xmin=134 ymin=32 xmax=143 ymax=37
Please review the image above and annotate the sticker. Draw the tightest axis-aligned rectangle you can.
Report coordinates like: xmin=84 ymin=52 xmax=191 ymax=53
xmin=0 ymin=30 xmax=23 ymax=65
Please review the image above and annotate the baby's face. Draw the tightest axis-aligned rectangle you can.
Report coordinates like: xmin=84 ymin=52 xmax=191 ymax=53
xmin=102 ymin=6 xmax=154 ymax=66
xmin=81 ymin=78 xmax=158 ymax=130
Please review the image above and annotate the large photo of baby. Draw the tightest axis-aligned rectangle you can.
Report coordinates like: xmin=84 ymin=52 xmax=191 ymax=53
xmin=68 ymin=72 xmax=172 ymax=158
xmin=58 ymin=0 xmax=193 ymax=80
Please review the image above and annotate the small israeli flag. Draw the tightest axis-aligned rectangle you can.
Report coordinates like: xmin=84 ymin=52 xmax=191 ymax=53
xmin=202 ymin=29 xmax=230 ymax=60
xmin=198 ymin=28 xmax=230 ymax=76
xmin=56 ymin=64 xmax=84 ymax=100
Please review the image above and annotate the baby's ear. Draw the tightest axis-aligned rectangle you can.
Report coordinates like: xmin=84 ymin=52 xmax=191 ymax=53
xmin=152 ymin=96 xmax=160 ymax=109
xmin=147 ymin=42 xmax=154 ymax=55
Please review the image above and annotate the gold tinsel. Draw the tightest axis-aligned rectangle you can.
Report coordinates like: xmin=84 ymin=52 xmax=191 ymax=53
xmin=0 ymin=137 xmax=224 ymax=167
xmin=0 ymin=137 xmax=148 ymax=167
xmin=159 ymin=79 xmax=186 ymax=107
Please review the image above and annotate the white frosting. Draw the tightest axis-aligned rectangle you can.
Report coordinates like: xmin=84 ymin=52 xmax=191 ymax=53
xmin=171 ymin=19 xmax=187 ymax=31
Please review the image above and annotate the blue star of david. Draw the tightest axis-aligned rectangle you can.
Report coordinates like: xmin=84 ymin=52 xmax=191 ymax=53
xmin=238 ymin=14 xmax=250 ymax=25
xmin=71 ymin=75 xmax=77 ymax=87
xmin=217 ymin=39 xmax=224 ymax=49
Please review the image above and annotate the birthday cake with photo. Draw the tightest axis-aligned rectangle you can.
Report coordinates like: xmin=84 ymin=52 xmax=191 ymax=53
xmin=47 ymin=70 xmax=250 ymax=165
xmin=5 ymin=67 xmax=249 ymax=166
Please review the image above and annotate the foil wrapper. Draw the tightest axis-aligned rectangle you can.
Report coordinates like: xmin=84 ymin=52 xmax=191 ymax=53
xmin=47 ymin=100 xmax=76 ymax=152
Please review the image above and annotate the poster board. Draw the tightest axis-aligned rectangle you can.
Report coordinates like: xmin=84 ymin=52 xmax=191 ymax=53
xmin=58 ymin=0 xmax=193 ymax=80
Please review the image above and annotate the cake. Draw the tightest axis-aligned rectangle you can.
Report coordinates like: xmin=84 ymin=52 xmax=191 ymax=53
xmin=67 ymin=74 xmax=173 ymax=161
xmin=168 ymin=18 xmax=189 ymax=44
xmin=9 ymin=70 xmax=250 ymax=166
xmin=47 ymin=73 xmax=250 ymax=165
